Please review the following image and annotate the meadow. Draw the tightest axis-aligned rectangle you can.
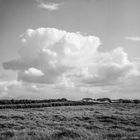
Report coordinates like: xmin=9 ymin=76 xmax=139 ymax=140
xmin=0 ymin=103 xmax=140 ymax=140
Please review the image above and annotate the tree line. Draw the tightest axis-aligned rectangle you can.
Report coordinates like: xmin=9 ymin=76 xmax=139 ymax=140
xmin=0 ymin=98 xmax=139 ymax=109
xmin=0 ymin=98 xmax=140 ymax=105
xmin=0 ymin=98 xmax=67 ymax=105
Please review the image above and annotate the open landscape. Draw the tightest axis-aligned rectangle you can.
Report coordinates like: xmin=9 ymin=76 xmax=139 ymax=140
xmin=1 ymin=0 xmax=140 ymax=140
xmin=0 ymin=102 xmax=140 ymax=140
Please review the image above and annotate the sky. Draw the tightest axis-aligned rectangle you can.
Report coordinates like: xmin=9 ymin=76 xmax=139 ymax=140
xmin=0 ymin=0 xmax=140 ymax=99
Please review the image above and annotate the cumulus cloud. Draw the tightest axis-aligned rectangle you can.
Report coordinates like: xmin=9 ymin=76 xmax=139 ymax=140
xmin=0 ymin=80 xmax=22 ymax=98
xmin=37 ymin=0 xmax=63 ymax=11
xmin=25 ymin=67 xmax=44 ymax=76
xmin=2 ymin=27 xmax=140 ymax=99
xmin=125 ymin=36 xmax=140 ymax=41
xmin=3 ymin=28 xmax=138 ymax=88
xmin=0 ymin=80 xmax=84 ymax=100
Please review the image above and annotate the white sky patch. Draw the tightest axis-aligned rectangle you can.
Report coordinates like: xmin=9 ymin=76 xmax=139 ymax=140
xmin=37 ymin=1 xmax=63 ymax=11
xmin=0 ymin=80 xmax=22 ymax=98
xmin=25 ymin=68 xmax=44 ymax=77
xmin=125 ymin=36 xmax=140 ymax=41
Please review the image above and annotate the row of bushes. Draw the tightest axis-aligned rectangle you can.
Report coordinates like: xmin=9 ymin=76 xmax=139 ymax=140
xmin=96 ymin=98 xmax=140 ymax=103
xmin=0 ymin=101 xmax=97 ymax=109
xmin=0 ymin=98 xmax=139 ymax=107
xmin=0 ymin=98 xmax=67 ymax=105
xmin=117 ymin=99 xmax=140 ymax=104
xmin=82 ymin=98 xmax=140 ymax=104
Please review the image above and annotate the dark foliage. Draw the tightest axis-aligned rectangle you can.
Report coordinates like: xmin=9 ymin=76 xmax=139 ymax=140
xmin=97 ymin=98 xmax=112 ymax=103
xmin=118 ymin=99 xmax=133 ymax=103
xmin=0 ymin=98 xmax=140 ymax=109
xmin=0 ymin=98 xmax=68 ymax=105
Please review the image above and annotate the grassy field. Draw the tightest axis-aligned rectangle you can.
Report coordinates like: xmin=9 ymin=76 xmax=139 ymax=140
xmin=0 ymin=103 xmax=140 ymax=140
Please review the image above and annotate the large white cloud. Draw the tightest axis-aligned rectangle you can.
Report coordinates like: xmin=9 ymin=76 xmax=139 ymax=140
xmin=1 ymin=27 xmax=140 ymax=99
xmin=3 ymin=28 xmax=138 ymax=87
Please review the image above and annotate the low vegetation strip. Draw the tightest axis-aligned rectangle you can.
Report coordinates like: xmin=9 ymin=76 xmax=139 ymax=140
xmin=0 ymin=98 xmax=68 ymax=105
xmin=0 ymin=98 xmax=139 ymax=109
xmin=0 ymin=101 xmax=102 ymax=109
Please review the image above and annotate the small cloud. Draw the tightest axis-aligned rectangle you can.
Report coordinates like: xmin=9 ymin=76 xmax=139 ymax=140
xmin=37 ymin=0 xmax=63 ymax=11
xmin=125 ymin=36 xmax=140 ymax=41
xmin=25 ymin=68 xmax=44 ymax=77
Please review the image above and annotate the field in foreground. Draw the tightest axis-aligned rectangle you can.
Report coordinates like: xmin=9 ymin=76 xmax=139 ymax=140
xmin=0 ymin=103 xmax=140 ymax=140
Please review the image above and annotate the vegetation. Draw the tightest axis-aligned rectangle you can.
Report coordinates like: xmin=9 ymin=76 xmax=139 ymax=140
xmin=97 ymin=98 xmax=112 ymax=103
xmin=0 ymin=98 xmax=68 ymax=105
xmin=0 ymin=98 xmax=139 ymax=110
xmin=0 ymin=103 xmax=140 ymax=140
